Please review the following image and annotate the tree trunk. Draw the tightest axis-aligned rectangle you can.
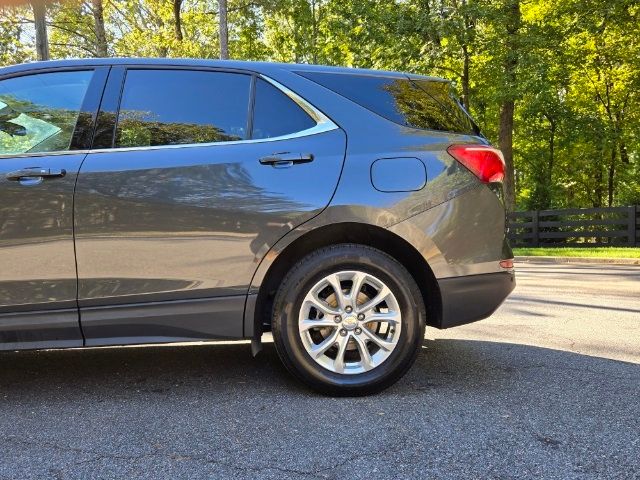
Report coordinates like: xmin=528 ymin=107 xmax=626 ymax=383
xmin=607 ymin=148 xmax=616 ymax=207
xmin=32 ymin=1 xmax=49 ymax=61
xmin=547 ymin=116 xmax=555 ymax=183
xmin=310 ymin=0 xmax=318 ymax=64
xmin=498 ymin=0 xmax=520 ymax=212
xmin=91 ymin=0 xmax=108 ymax=57
xmin=218 ymin=0 xmax=229 ymax=59
xmin=594 ymin=150 xmax=604 ymax=208
xmin=173 ymin=0 xmax=183 ymax=41
xmin=461 ymin=43 xmax=470 ymax=110
xmin=499 ymin=101 xmax=516 ymax=210
xmin=460 ymin=0 xmax=472 ymax=111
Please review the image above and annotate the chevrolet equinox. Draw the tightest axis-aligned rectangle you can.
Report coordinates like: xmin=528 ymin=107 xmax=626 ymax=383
xmin=0 ymin=59 xmax=515 ymax=395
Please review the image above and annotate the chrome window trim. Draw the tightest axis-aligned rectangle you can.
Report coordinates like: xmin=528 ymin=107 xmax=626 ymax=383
xmin=0 ymin=73 xmax=338 ymax=160
xmin=0 ymin=149 xmax=91 ymax=160
xmin=258 ymin=75 xmax=333 ymax=127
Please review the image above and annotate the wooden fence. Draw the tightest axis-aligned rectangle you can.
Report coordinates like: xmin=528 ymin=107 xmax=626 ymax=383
xmin=508 ymin=205 xmax=639 ymax=248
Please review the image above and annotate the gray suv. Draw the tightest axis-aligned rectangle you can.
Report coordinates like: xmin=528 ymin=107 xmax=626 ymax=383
xmin=0 ymin=59 xmax=515 ymax=395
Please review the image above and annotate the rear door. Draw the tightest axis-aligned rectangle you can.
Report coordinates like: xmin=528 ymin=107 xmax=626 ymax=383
xmin=0 ymin=67 xmax=107 ymax=349
xmin=74 ymin=67 xmax=346 ymax=343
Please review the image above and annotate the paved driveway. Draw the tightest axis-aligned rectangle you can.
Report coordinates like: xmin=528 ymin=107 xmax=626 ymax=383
xmin=1 ymin=263 xmax=638 ymax=479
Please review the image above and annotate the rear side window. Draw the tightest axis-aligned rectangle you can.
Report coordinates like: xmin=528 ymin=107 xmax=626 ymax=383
xmin=0 ymin=70 xmax=93 ymax=155
xmin=297 ymin=71 xmax=475 ymax=135
xmin=115 ymin=70 xmax=251 ymax=148
xmin=251 ymin=78 xmax=315 ymax=139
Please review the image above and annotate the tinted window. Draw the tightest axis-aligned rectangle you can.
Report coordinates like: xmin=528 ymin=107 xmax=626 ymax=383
xmin=251 ymin=78 xmax=315 ymax=139
xmin=115 ymin=70 xmax=251 ymax=148
xmin=0 ymin=70 xmax=93 ymax=155
xmin=412 ymin=79 xmax=476 ymax=134
xmin=298 ymin=71 xmax=475 ymax=134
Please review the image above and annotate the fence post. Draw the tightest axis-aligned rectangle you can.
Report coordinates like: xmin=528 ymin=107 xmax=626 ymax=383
xmin=629 ymin=205 xmax=637 ymax=247
xmin=532 ymin=210 xmax=540 ymax=247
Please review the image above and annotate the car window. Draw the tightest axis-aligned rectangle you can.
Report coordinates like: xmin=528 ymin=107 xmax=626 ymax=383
xmin=0 ymin=70 xmax=93 ymax=155
xmin=251 ymin=78 xmax=316 ymax=139
xmin=411 ymin=79 xmax=476 ymax=135
xmin=297 ymin=71 xmax=476 ymax=135
xmin=115 ymin=69 xmax=251 ymax=148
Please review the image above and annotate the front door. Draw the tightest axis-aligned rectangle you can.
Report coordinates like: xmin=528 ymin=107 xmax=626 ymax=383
xmin=0 ymin=67 xmax=106 ymax=349
xmin=74 ymin=67 xmax=346 ymax=344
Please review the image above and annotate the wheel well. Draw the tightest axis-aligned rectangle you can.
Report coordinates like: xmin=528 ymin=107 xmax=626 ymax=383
xmin=254 ymin=222 xmax=442 ymax=334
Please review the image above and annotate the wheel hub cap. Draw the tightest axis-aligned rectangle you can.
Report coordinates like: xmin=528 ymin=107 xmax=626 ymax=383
xmin=342 ymin=316 xmax=358 ymax=330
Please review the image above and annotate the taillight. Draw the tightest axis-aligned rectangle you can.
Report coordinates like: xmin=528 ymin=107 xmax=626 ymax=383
xmin=447 ymin=144 xmax=506 ymax=183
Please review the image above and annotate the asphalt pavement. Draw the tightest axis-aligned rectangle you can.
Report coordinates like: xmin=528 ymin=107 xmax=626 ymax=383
xmin=1 ymin=262 xmax=638 ymax=479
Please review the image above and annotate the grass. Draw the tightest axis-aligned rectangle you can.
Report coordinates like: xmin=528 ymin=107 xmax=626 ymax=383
xmin=513 ymin=247 xmax=640 ymax=259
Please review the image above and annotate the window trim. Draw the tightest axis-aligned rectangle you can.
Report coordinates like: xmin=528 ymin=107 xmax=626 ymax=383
xmin=113 ymin=68 xmax=254 ymax=148
xmin=0 ymin=68 xmax=338 ymax=159
xmin=0 ymin=66 xmax=109 ymax=159
xmin=106 ymin=68 xmax=337 ymax=153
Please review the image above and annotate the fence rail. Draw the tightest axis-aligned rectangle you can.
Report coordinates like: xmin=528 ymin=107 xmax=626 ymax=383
xmin=508 ymin=205 xmax=639 ymax=248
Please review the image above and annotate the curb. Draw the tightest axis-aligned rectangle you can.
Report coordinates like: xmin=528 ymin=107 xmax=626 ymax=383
xmin=515 ymin=256 xmax=640 ymax=266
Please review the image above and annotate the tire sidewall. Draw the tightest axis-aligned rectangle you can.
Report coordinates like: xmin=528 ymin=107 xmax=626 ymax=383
xmin=273 ymin=245 xmax=425 ymax=393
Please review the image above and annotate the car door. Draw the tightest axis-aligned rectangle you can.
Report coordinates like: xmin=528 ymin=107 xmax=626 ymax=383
xmin=74 ymin=67 xmax=346 ymax=345
xmin=0 ymin=67 xmax=107 ymax=350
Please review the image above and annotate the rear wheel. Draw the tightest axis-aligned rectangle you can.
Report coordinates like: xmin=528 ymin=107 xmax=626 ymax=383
xmin=271 ymin=244 xmax=426 ymax=395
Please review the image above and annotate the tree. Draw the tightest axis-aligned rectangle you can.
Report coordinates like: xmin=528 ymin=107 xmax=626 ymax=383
xmin=496 ymin=0 xmax=520 ymax=212
xmin=0 ymin=9 xmax=30 ymax=66
xmin=0 ymin=0 xmax=638 ymax=210
xmin=173 ymin=0 xmax=183 ymax=41
xmin=219 ymin=0 xmax=229 ymax=59
xmin=31 ymin=0 xmax=49 ymax=60
xmin=91 ymin=0 xmax=108 ymax=56
xmin=47 ymin=0 xmax=111 ymax=58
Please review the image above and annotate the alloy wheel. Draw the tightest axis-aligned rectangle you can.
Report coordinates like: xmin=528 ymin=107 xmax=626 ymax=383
xmin=298 ymin=270 xmax=402 ymax=374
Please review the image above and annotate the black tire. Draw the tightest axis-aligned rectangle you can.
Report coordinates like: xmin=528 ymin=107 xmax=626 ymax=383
xmin=271 ymin=243 xmax=426 ymax=396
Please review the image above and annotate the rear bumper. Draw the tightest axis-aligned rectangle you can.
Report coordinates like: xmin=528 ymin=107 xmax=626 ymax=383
xmin=436 ymin=271 xmax=515 ymax=329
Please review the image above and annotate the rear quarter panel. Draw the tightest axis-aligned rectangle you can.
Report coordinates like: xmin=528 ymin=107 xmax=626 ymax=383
xmin=249 ymin=67 xmax=507 ymax=284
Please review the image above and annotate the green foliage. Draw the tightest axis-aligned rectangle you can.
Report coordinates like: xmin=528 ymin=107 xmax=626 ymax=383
xmin=116 ymin=112 xmax=240 ymax=147
xmin=0 ymin=8 xmax=31 ymax=64
xmin=0 ymin=0 xmax=638 ymax=210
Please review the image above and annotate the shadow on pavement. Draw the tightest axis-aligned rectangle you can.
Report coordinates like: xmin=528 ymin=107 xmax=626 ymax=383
xmin=0 ymin=339 xmax=638 ymax=478
xmin=0 ymin=337 xmax=638 ymax=396
xmin=0 ymin=341 xmax=294 ymax=396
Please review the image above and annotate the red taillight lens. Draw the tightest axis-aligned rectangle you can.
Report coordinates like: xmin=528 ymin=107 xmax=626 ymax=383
xmin=447 ymin=144 xmax=506 ymax=183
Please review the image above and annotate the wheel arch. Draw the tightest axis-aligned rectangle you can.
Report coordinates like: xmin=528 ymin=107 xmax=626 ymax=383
xmin=249 ymin=222 xmax=442 ymax=342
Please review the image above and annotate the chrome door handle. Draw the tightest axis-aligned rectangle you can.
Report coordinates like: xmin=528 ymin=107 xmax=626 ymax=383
xmin=259 ymin=153 xmax=314 ymax=168
xmin=6 ymin=167 xmax=66 ymax=181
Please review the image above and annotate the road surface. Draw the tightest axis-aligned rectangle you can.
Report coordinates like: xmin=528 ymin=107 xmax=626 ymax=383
xmin=1 ymin=262 xmax=638 ymax=479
